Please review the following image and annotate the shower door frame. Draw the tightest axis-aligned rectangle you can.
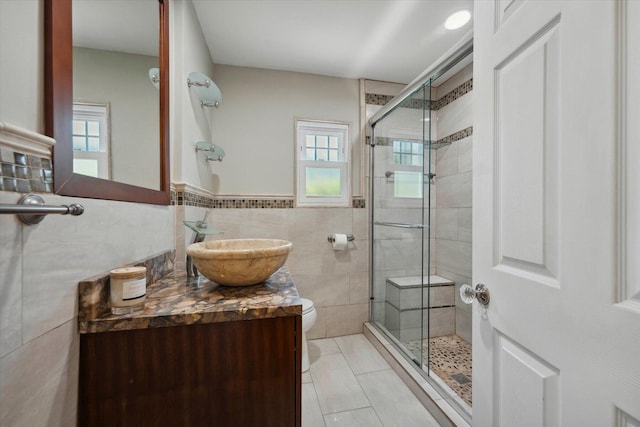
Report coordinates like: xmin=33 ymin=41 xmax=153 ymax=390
xmin=367 ymin=34 xmax=474 ymax=422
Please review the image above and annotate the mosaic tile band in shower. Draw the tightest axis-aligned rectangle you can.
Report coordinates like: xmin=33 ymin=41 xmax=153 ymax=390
xmin=372 ymin=127 xmax=472 ymax=148
xmin=365 ymin=78 xmax=472 ymax=111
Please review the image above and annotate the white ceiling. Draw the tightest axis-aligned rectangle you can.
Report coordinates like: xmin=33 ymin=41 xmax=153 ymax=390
xmin=192 ymin=0 xmax=473 ymax=84
xmin=73 ymin=0 xmax=474 ymax=85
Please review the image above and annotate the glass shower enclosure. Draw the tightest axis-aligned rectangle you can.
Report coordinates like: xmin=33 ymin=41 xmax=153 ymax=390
xmin=368 ymin=39 xmax=473 ymax=420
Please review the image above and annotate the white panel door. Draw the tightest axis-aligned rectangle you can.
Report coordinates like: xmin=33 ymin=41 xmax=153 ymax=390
xmin=473 ymin=1 xmax=640 ymax=426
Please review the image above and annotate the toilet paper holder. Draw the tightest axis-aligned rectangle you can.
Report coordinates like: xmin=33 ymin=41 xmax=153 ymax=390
xmin=327 ymin=234 xmax=355 ymax=243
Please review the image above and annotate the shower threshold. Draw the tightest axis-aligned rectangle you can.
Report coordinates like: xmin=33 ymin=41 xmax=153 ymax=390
xmin=364 ymin=322 xmax=472 ymax=426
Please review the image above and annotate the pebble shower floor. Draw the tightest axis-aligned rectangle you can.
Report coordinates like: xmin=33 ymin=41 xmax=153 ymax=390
xmin=406 ymin=334 xmax=472 ymax=406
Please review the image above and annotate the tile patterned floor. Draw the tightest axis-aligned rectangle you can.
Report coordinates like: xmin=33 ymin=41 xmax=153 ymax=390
xmin=303 ymin=334 xmax=441 ymax=427
xmin=406 ymin=334 xmax=472 ymax=406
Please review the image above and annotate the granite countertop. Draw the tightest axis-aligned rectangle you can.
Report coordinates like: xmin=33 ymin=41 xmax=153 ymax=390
xmin=78 ymin=267 xmax=302 ymax=334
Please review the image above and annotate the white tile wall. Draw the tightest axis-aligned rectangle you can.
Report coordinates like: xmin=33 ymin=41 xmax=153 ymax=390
xmin=434 ymin=64 xmax=473 ymax=98
xmin=433 ymin=69 xmax=473 ymax=343
xmin=0 ymin=320 xmax=79 ymax=427
xmin=436 ymin=93 xmax=473 ymax=139
xmin=0 ymin=192 xmax=175 ymax=427
xmin=436 ymin=239 xmax=472 ymax=278
xmin=0 ymin=204 xmax=22 ymax=358
xmin=436 ymin=172 xmax=472 ymax=208
xmin=191 ymin=206 xmax=370 ymax=340
xmin=326 ymin=303 xmax=369 ymax=337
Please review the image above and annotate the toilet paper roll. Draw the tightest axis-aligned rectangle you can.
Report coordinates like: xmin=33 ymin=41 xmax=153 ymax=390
xmin=332 ymin=233 xmax=348 ymax=251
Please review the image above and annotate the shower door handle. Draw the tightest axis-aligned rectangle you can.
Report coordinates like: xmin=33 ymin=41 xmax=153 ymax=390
xmin=460 ymin=283 xmax=490 ymax=307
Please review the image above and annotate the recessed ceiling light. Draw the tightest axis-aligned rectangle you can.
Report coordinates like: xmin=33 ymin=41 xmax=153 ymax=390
xmin=445 ymin=10 xmax=471 ymax=30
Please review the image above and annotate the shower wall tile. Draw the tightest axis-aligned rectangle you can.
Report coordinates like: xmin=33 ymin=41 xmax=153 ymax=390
xmin=436 ymin=93 xmax=473 ymax=139
xmin=435 ymin=142 xmax=458 ymax=178
xmin=456 ymin=309 xmax=472 ymax=343
xmin=436 ymin=172 xmax=472 ymax=208
xmin=373 ymin=238 xmax=423 ymax=272
xmin=427 ymin=307 xmax=456 ymax=337
xmin=0 ymin=193 xmax=22 ymax=358
xmin=436 ymin=240 xmax=472 ymax=278
xmin=435 ymin=64 xmax=473 ymax=99
xmin=436 ymin=269 xmax=473 ymax=311
xmin=436 ymin=208 xmax=458 ymax=240
xmin=458 ymin=208 xmax=472 ymax=243
xmin=457 ymin=136 xmax=472 ymax=173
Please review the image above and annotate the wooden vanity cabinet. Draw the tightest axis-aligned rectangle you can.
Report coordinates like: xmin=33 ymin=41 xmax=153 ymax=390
xmin=78 ymin=315 xmax=302 ymax=426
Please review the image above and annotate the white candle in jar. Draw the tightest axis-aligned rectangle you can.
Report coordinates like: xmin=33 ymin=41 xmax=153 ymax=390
xmin=109 ymin=266 xmax=147 ymax=314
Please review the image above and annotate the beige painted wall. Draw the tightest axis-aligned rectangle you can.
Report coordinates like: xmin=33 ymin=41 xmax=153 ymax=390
xmin=73 ymin=47 xmax=160 ymax=189
xmin=209 ymin=64 xmax=362 ymax=196
xmin=170 ymin=0 xmax=217 ymax=188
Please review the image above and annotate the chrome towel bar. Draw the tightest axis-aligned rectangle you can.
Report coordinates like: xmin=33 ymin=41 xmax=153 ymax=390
xmin=0 ymin=194 xmax=84 ymax=225
xmin=373 ymin=221 xmax=424 ymax=229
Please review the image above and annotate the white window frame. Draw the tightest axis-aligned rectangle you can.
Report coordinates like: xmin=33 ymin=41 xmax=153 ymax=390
xmin=72 ymin=102 xmax=111 ymax=180
xmin=295 ymin=119 xmax=350 ymax=207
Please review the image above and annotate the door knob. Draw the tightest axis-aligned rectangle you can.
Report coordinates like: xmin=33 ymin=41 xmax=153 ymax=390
xmin=460 ymin=283 xmax=490 ymax=307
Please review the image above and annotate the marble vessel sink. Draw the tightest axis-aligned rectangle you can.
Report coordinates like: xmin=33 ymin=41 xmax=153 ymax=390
xmin=186 ymin=239 xmax=293 ymax=286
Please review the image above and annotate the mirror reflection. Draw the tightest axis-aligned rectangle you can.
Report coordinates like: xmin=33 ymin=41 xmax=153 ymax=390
xmin=72 ymin=0 xmax=160 ymax=190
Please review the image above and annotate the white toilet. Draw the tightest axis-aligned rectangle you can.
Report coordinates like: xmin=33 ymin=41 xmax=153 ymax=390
xmin=300 ymin=298 xmax=317 ymax=372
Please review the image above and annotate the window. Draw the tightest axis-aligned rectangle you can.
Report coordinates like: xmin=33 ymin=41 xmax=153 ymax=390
xmin=72 ymin=102 xmax=110 ymax=179
xmin=393 ymin=140 xmax=423 ymax=166
xmin=296 ymin=120 xmax=350 ymax=207
xmin=391 ymin=136 xmax=424 ymax=199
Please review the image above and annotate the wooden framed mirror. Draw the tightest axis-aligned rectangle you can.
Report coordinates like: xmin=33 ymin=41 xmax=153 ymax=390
xmin=45 ymin=0 xmax=170 ymax=205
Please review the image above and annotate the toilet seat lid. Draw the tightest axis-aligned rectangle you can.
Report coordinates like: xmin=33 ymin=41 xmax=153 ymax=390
xmin=301 ymin=298 xmax=314 ymax=314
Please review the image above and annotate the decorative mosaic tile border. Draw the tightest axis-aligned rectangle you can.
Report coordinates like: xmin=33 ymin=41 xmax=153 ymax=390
xmin=366 ymin=78 xmax=472 ymax=111
xmin=171 ymin=187 xmax=366 ymax=209
xmin=0 ymin=149 xmax=53 ymax=193
xmin=436 ymin=126 xmax=473 ymax=146
xmin=434 ymin=79 xmax=473 ymax=110
xmin=365 ymin=93 xmax=394 ymax=106
xmin=371 ymin=127 xmax=472 ymax=149
xmin=352 ymin=198 xmax=366 ymax=209
xmin=0 ymin=122 xmax=55 ymax=194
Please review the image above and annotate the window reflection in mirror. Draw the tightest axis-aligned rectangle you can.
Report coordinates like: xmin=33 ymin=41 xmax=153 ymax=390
xmin=72 ymin=0 xmax=160 ymax=190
